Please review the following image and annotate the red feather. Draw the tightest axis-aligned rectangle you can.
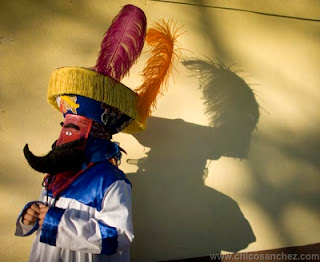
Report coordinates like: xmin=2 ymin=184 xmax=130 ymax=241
xmin=93 ymin=5 xmax=147 ymax=81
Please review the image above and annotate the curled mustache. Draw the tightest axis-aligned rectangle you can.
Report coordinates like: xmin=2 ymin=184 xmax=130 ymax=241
xmin=23 ymin=139 xmax=85 ymax=174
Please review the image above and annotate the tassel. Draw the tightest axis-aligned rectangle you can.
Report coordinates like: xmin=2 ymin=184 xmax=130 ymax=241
xmin=93 ymin=4 xmax=147 ymax=81
xmin=136 ymin=19 xmax=182 ymax=121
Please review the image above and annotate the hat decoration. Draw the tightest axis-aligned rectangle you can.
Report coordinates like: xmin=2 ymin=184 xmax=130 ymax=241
xmin=47 ymin=4 xmax=180 ymax=134
xmin=93 ymin=4 xmax=147 ymax=81
xmin=136 ymin=20 xmax=181 ymax=121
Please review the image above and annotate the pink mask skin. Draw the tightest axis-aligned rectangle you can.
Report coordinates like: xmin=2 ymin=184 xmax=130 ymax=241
xmin=56 ymin=114 xmax=93 ymax=150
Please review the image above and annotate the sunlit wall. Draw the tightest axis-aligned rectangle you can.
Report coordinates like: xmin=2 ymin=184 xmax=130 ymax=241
xmin=1 ymin=0 xmax=319 ymax=261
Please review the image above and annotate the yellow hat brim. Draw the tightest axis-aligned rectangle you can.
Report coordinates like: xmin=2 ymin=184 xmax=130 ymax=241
xmin=47 ymin=67 xmax=145 ymax=133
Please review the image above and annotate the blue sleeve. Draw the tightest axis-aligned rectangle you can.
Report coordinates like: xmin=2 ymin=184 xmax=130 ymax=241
xmin=39 ymin=206 xmax=118 ymax=255
xmin=15 ymin=201 xmax=44 ymax=237
xmin=98 ymin=221 xmax=118 ymax=255
xmin=40 ymin=206 xmax=65 ymax=246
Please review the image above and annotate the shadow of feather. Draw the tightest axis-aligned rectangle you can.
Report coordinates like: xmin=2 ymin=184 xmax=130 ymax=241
xmin=182 ymin=58 xmax=260 ymax=158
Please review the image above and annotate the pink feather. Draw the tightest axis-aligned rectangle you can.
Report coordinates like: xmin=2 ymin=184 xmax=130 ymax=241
xmin=93 ymin=4 xmax=147 ymax=81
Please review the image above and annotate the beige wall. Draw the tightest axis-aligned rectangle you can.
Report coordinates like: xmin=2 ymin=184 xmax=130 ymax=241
xmin=1 ymin=0 xmax=319 ymax=261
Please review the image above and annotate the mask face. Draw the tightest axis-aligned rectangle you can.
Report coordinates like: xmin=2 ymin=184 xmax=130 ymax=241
xmin=57 ymin=114 xmax=93 ymax=149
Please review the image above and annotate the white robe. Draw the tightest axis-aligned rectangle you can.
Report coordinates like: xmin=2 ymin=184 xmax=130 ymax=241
xmin=15 ymin=162 xmax=134 ymax=262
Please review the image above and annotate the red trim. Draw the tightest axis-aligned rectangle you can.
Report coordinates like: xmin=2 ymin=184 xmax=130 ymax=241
xmin=51 ymin=162 xmax=96 ymax=197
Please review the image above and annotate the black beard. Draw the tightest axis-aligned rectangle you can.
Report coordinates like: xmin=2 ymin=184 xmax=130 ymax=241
xmin=23 ymin=139 xmax=85 ymax=174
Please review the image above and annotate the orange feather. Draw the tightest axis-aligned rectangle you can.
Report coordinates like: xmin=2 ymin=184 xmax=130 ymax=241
xmin=136 ymin=19 xmax=182 ymax=121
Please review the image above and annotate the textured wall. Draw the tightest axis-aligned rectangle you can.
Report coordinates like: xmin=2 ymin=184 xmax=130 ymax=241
xmin=1 ymin=0 xmax=319 ymax=261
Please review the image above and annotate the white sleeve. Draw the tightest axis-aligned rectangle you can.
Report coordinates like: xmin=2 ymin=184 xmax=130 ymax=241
xmin=39 ymin=180 xmax=133 ymax=255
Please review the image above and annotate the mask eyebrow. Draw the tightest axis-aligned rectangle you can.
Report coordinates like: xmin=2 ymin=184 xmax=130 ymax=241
xmin=63 ymin=123 xmax=80 ymax=130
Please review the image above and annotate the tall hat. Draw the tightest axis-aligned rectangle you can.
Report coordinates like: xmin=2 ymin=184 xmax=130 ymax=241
xmin=47 ymin=4 xmax=180 ymax=135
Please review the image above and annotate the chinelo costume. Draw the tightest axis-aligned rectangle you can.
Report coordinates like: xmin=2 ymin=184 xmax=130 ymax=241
xmin=15 ymin=4 xmax=180 ymax=262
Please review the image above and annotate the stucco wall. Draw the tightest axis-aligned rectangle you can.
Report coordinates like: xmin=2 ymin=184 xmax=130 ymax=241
xmin=1 ymin=0 xmax=319 ymax=261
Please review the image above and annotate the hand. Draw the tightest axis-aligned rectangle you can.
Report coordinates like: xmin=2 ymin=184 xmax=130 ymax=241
xmin=39 ymin=205 xmax=49 ymax=229
xmin=22 ymin=204 xmax=40 ymax=225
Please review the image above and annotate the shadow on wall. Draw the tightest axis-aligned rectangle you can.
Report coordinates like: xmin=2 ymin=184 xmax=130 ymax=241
xmin=127 ymin=59 xmax=260 ymax=261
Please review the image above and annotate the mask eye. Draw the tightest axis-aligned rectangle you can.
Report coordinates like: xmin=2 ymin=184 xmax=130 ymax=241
xmin=65 ymin=131 xmax=72 ymax=136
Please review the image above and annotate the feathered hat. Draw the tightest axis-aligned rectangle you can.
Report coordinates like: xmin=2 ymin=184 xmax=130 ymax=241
xmin=47 ymin=4 xmax=180 ymax=135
